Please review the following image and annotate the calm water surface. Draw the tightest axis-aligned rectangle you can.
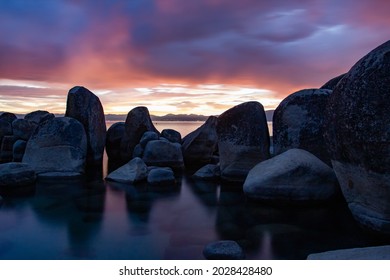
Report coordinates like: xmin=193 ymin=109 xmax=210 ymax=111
xmin=0 ymin=121 xmax=388 ymax=259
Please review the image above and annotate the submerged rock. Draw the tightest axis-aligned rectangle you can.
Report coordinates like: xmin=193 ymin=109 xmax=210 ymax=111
xmin=193 ymin=164 xmax=220 ymax=180
xmin=324 ymin=40 xmax=390 ymax=233
xmin=142 ymin=140 xmax=184 ymax=170
xmin=23 ymin=117 xmax=87 ymax=177
xmin=147 ymin=167 xmax=175 ymax=186
xmin=106 ymin=122 xmax=125 ymax=161
xmin=106 ymin=157 xmax=148 ymax=184
xmin=0 ymin=162 xmax=36 ymax=187
xmin=273 ymin=88 xmax=332 ymax=165
xmin=217 ymin=102 xmax=270 ymax=182
xmin=203 ymin=240 xmax=245 ymax=260
xmin=65 ymin=86 xmax=106 ymax=164
xmin=307 ymin=245 xmax=390 ymax=260
xmin=243 ymin=149 xmax=339 ymax=202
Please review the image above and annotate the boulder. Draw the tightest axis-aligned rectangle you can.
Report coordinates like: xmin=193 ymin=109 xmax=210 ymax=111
xmin=203 ymin=240 xmax=245 ymax=260
xmin=324 ymin=40 xmax=390 ymax=233
xmin=12 ymin=139 xmax=27 ymax=162
xmin=307 ymin=245 xmax=390 ymax=260
xmin=272 ymin=89 xmax=332 ymax=165
xmin=142 ymin=140 xmax=184 ymax=170
xmin=65 ymin=86 xmax=106 ymax=163
xmin=0 ymin=162 xmax=36 ymax=187
xmin=24 ymin=110 xmax=55 ymax=124
xmin=161 ymin=129 xmax=181 ymax=143
xmin=120 ymin=107 xmax=159 ymax=162
xmin=0 ymin=136 xmax=17 ymax=163
xmin=320 ymin=73 xmax=346 ymax=90
xmin=106 ymin=157 xmax=148 ymax=184
xmin=182 ymin=116 xmax=218 ymax=169
xmin=243 ymin=149 xmax=339 ymax=202
xmin=139 ymin=131 xmax=159 ymax=148
xmin=0 ymin=112 xmax=17 ymax=124
xmin=105 ymin=122 xmax=125 ymax=160
xmin=0 ymin=120 xmax=12 ymax=145
xmin=12 ymin=119 xmax=37 ymax=140
xmin=192 ymin=164 xmax=220 ymax=180
xmin=147 ymin=167 xmax=175 ymax=186
xmin=22 ymin=117 xmax=87 ymax=177
xmin=217 ymin=102 xmax=270 ymax=182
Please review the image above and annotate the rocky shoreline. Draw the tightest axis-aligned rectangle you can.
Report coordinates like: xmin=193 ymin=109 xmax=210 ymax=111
xmin=2 ymin=40 xmax=390 ymax=259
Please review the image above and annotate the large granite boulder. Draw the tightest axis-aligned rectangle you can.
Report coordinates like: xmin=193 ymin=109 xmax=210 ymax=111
xmin=203 ymin=240 xmax=245 ymax=260
xmin=23 ymin=117 xmax=87 ymax=177
xmin=142 ymin=140 xmax=184 ymax=170
xmin=243 ymin=149 xmax=339 ymax=202
xmin=65 ymin=86 xmax=106 ymax=164
xmin=106 ymin=157 xmax=148 ymax=184
xmin=320 ymin=73 xmax=346 ymax=90
xmin=182 ymin=116 xmax=218 ymax=169
xmin=106 ymin=122 xmax=125 ymax=161
xmin=0 ymin=112 xmax=17 ymax=124
xmin=0 ymin=162 xmax=36 ymax=187
xmin=273 ymin=89 xmax=332 ymax=165
xmin=24 ymin=110 xmax=55 ymax=124
xmin=324 ymin=40 xmax=390 ymax=233
xmin=12 ymin=119 xmax=37 ymax=140
xmin=307 ymin=245 xmax=390 ymax=260
xmin=217 ymin=102 xmax=270 ymax=182
xmin=120 ymin=107 xmax=159 ymax=162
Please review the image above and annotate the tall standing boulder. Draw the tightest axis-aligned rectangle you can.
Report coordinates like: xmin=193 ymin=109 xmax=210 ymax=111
xmin=23 ymin=117 xmax=87 ymax=177
xmin=106 ymin=122 xmax=125 ymax=161
xmin=217 ymin=101 xmax=270 ymax=183
xmin=182 ymin=116 xmax=218 ymax=170
xmin=65 ymin=86 xmax=106 ymax=164
xmin=120 ymin=107 xmax=159 ymax=163
xmin=324 ymin=40 xmax=390 ymax=233
xmin=273 ymin=89 xmax=332 ymax=165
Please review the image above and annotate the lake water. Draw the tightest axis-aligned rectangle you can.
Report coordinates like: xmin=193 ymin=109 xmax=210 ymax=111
xmin=0 ymin=121 xmax=388 ymax=260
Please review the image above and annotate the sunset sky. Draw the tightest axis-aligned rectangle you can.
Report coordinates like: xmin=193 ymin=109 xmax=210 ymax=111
xmin=1 ymin=0 xmax=390 ymax=116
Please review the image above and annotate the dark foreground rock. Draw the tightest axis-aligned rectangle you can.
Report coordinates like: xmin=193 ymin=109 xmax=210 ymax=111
xmin=23 ymin=117 xmax=87 ymax=177
xmin=320 ymin=73 xmax=346 ymax=90
xmin=0 ymin=162 xmax=36 ymax=187
xmin=324 ymin=40 xmax=390 ymax=233
xmin=307 ymin=245 xmax=390 ymax=260
xmin=142 ymin=140 xmax=184 ymax=170
xmin=192 ymin=164 xmax=220 ymax=180
xmin=12 ymin=140 xmax=27 ymax=162
xmin=243 ymin=149 xmax=339 ymax=202
xmin=0 ymin=112 xmax=17 ymax=124
xmin=147 ymin=167 xmax=175 ymax=186
xmin=12 ymin=119 xmax=37 ymax=140
xmin=217 ymin=102 xmax=270 ymax=182
xmin=203 ymin=240 xmax=245 ymax=260
xmin=24 ymin=110 xmax=55 ymax=124
xmin=106 ymin=157 xmax=148 ymax=183
xmin=105 ymin=122 xmax=125 ymax=160
xmin=273 ymin=88 xmax=332 ymax=165
xmin=65 ymin=86 xmax=106 ymax=163
xmin=161 ymin=129 xmax=181 ymax=143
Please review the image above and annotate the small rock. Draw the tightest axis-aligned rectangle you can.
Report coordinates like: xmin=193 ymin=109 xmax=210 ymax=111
xmin=193 ymin=164 xmax=220 ymax=180
xmin=106 ymin=157 xmax=148 ymax=184
xmin=161 ymin=129 xmax=181 ymax=143
xmin=203 ymin=240 xmax=245 ymax=260
xmin=24 ymin=110 xmax=54 ymax=124
xmin=0 ymin=112 xmax=17 ymax=124
xmin=0 ymin=162 xmax=36 ymax=187
xmin=132 ymin=144 xmax=144 ymax=158
xmin=147 ymin=167 xmax=175 ymax=186
xmin=142 ymin=140 xmax=184 ymax=170
xmin=140 ymin=131 xmax=159 ymax=148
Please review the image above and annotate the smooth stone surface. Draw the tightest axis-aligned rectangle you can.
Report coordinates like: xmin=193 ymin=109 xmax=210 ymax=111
xmin=24 ymin=110 xmax=55 ymax=124
xmin=192 ymin=164 xmax=220 ymax=180
xmin=142 ymin=140 xmax=184 ymax=169
xmin=140 ymin=131 xmax=159 ymax=148
xmin=203 ymin=240 xmax=245 ymax=260
xmin=244 ymin=149 xmax=338 ymax=202
xmin=307 ymin=245 xmax=390 ymax=260
xmin=320 ymin=73 xmax=346 ymax=90
xmin=105 ymin=122 xmax=125 ymax=160
xmin=182 ymin=116 xmax=218 ymax=169
xmin=217 ymin=102 xmax=270 ymax=182
xmin=65 ymin=86 xmax=106 ymax=163
xmin=147 ymin=167 xmax=175 ymax=186
xmin=273 ymin=88 xmax=333 ymax=165
xmin=12 ymin=139 xmax=27 ymax=162
xmin=0 ymin=162 xmax=36 ymax=187
xmin=324 ymin=40 xmax=390 ymax=233
xmin=23 ymin=117 xmax=87 ymax=176
xmin=161 ymin=129 xmax=181 ymax=143
xmin=120 ymin=106 xmax=159 ymax=162
xmin=106 ymin=157 xmax=148 ymax=184
xmin=12 ymin=119 xmax=37 ymax=140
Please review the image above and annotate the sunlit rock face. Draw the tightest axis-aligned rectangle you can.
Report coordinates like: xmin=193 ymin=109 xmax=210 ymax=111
xmin=324 ymin=40 xmax=390 ymax=233
xmin=65 ymin=86 xmax=106 ymax=164
xmin=273 ymin=88 xmax=332 ymax=165
xmin=217 ymin=101 xmax=270 ymax=183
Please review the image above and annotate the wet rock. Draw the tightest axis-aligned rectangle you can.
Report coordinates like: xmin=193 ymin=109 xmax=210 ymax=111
xmin=142 ymin=140 xmax=184 ymax=170
xmin=106 ymin=157 xmax=148 ymax=184
xmin=0 ymin=112 xmax=17 ymax=124
xmin=0 ymin=136 xmax=17 ymax=163
xmin=320 ymin=73 xmax=346 ymax=90
xmin=105 ymin=122 xmax=125 ymax=160
xmin=147 ymin=167 xmax=175 ymax=186
xmin=140 ymin=131 xmax=159 ymax=148
xmin=217 ymin=102 xmax=270 ymax=182
xmin=12 ymin=139 xmax=27 ymax=162
xmin=161 ymin=129 xmax=181 ymax=143
xmin=243 ymin=149 xmax=339 ymax=202
xmin=120 ymin=107 xmax=159 ymax=162
xmin=65 ymin=86 xmax=106 ymax=163
xmin=23 ymin=117 xmax=87 ymax=177
xmin=24 ymin=110 xmax=55 ymax=124
xmin=273 ymin=88 xmax=332 ymax=165
xmin=203 ymin=240 xmax=245 ymax=260
xmin=193 ymin=164 xmax=220 ymax=180
xmin=182 ymin=116 xmax=218 ymax=170
xmin=324 ymin=40 xmax=390 ymax=233
xmin=12 ymin=119 xmax=37 ymax=140
xmin=307 ymin=245 xmax=390 ymax=260
xmin=0 ymin=162 xmax=36 ymax=187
